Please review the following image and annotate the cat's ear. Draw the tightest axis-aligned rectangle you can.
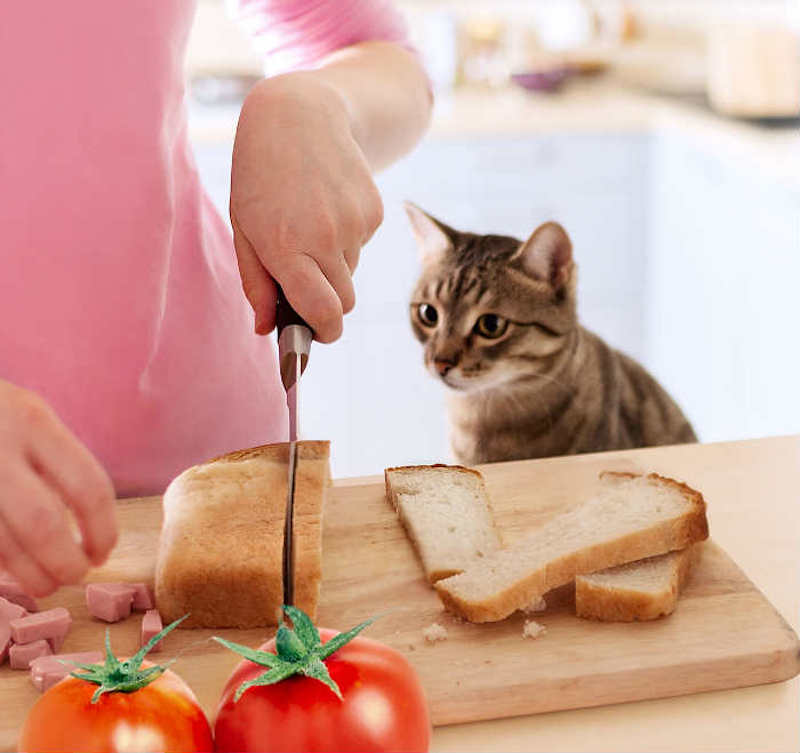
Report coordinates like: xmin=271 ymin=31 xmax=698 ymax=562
xmin=404 ymin=202 xmax=457 ymax=265
xmin=515 ymin=222 xmax=573 ymax=288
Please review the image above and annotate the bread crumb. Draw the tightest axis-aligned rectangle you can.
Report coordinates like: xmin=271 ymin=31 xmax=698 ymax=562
xmin=521 ymin=596 xmax=547 ymax=614
xmin=522 ymin=620 xmax=547 ymax=639
xmin=422 ymin=623 xmax=448 ymax=643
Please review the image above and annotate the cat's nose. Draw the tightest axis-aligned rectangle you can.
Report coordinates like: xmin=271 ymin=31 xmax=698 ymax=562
xmin=434 ymin=359 xmax=455 ymax=376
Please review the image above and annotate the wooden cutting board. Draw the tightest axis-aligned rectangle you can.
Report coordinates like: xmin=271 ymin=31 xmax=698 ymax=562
xmin=1 ymin=442 xmax=798 ymax=749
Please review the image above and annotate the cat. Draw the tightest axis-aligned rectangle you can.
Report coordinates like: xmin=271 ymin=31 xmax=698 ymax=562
xmin=404 ymin=202 xmax=697 ymax=465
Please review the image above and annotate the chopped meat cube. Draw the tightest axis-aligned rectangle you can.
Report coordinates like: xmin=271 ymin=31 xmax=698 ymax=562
xmin=140 ymin=610 xmax=164 ymax=653
xmin=130 ymin=583 xmax=154 ymax=611
xmin=10 ymin=608 xmax=71 ymax=648
xmin=0 ymin=596 xmax=27 ymax=623
xmin=10 ymin=639 xmax=52 ymax=670
xmin=30 ymin=651 xmax=103 ymax=692
xmin=0 ymin=623 xmax=11 ymax=665
xmin=85 ymin=583 xmax=136 ymax=623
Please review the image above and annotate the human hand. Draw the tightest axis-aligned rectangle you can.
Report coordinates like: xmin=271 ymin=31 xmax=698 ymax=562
xmin=0 ymin=380 xmax=117 ymax=596
xmin=230 ymin=72 xmax=384 ymax=343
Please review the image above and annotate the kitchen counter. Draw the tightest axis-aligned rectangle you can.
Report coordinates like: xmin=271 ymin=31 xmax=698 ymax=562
xmin=188 ymin=77 xmax=800 ymax=192
xmin=0 ymin=436 xmax=797 ymax=750
xmin=430 ymin=435 xmax=799 ymax=753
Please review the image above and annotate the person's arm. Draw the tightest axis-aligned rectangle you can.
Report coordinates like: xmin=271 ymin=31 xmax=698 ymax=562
xmin=228 ymin=3 xmax=432 ymax=344
xmin=264 ymin=41 xmax=432 ymax=172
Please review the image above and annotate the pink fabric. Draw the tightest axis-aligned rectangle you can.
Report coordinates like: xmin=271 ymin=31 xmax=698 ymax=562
xmin=231 ymin=0 xmax=412 ymax=74
xmin=0 ymin=2 xmax=411 ymax=496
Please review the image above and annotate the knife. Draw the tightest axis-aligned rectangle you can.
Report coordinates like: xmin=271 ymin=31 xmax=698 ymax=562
xmin=276 ymin=286 xmax=313 ymax=608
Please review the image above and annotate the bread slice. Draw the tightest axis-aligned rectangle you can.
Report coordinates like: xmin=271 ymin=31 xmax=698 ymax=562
xmin=575 ymin=544 xmax=700 ymax=621
xmin=154 ymin=441 xmax=330 ymax=628
xmin=385 ymin=465 xmax=502 ymax=582
xmin=434 ymin=472 xmax=708 ymax=623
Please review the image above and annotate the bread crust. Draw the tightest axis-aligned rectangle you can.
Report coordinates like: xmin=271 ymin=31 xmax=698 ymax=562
xmin=293 ymin=441 xmax=331 ymax=619
xmin=434 ymin=471 xmax=709 ymax=623
xmin=155 ymin=441 xmax=329 ymax=629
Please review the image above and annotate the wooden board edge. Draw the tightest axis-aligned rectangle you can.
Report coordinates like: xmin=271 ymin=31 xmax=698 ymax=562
xmin=430 ymin=641 xmax=800 ymax=727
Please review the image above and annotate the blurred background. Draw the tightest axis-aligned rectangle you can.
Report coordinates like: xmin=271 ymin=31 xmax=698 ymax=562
xmin=186 ymin=0 xmax=800 ymax=478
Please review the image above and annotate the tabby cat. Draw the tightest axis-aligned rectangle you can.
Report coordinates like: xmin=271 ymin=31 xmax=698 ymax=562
xmin=405 ymin=202 xmax=696 ymax=465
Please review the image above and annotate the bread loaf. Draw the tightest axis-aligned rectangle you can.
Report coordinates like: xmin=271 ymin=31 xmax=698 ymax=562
xmin=384 ymin=465 xmax=502 ymax=582
xmin=435 ymin=472 xmax=708 ymax=623
xmin=155 ymin=441 xmax=329 ymax=628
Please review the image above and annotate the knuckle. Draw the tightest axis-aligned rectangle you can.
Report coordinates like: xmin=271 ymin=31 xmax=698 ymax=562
xmin=315 ymin=216 xmax=338 ymax=251
xmin=340 ymin=197 xmax=366 ymax=241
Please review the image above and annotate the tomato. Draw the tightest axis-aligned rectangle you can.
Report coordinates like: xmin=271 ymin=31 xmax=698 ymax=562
xmin=214 ymin=613 xmax=430 ymax=753
xmin=18 ymin=616 xmax=213 ymax=753
xmin=18 ymin=665 xmax=213 ymax=753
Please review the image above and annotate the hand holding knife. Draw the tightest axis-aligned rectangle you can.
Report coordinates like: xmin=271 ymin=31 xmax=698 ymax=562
xmin=276 ymin=286 xmax=313 ymax=608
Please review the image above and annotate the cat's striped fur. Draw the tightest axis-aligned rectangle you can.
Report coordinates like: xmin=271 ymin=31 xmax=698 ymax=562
xmin=405 ymin=204 xmax=696 ymax=465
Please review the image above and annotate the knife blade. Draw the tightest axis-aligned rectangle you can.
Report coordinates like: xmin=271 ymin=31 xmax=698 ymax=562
xmin=276 ymin=287 xmax=313 ymax=607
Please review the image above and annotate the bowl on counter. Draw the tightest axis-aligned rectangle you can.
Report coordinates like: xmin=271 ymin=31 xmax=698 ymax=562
xmin=510 ymin=68 xmax=572 ymax=93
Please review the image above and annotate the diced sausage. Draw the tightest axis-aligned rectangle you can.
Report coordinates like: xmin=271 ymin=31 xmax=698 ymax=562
xmin=130 ymin=583 xmax=154 ymax=611
xmin=85 ymin=583 xmax=135 ymax=623
xmin=9 ymin=608 xmax=72 ymax=648
xmin=0 ymin=623 xmax=10 ymax=665
xmin=140 ymin=609 xmax=163 ymax=653
xmin=0 ymin=573 xmax=38 ymax=612
xmin=0 ymin=596 xmax=27 ymax=623
xmin=10 ymin=639 xmax=52 ymax=670
xmin=30 ymin=651 xmax=103 ymax=693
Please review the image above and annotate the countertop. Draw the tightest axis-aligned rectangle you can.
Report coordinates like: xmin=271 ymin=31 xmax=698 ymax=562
xmin=188 ymin=77 xmax=800 ymax=192
xmin=1 ymin=436 xmax=796 ymax=750
xmin=428 ymin=435 xmax=799 ymax=752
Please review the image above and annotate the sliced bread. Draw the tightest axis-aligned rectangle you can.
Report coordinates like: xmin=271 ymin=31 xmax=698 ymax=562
xmin=385 ymin=465 xmax=502 ymax=582
xmin=575 ymin=544 xmax=700 ymax=621
xmin=434 ymin=472 xmax=708 ymax=623
xmin=155 ymin=441 xmax=330 ymax=628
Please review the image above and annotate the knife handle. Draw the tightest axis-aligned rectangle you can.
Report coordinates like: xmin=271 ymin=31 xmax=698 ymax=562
xmin=275 ymin=286 xmax=313 ymax=339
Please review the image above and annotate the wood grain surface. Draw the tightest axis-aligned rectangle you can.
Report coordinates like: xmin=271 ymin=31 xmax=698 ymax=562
xmin=1 ymin=439 xmax=798 ymax=750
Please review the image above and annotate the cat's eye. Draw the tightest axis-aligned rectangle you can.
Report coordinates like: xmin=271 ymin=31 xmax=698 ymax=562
xmin=474 ymin=313 xmax=508 ymax=339
xmin=417 ymin=303 xmax=439 ymax=327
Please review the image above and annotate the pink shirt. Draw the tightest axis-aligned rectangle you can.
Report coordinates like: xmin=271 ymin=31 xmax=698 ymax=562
xmin=0 ymin=1 xmax=410 ymax=497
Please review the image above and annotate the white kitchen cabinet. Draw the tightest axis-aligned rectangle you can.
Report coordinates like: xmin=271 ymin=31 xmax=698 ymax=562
xmin=645 ymin=129 xmax=800 ymax=443
xmin=191 ymin=121 xmax=797 ymax=478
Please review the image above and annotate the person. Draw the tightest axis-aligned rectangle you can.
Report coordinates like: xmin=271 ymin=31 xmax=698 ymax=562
xmin=0 ymin=1 xmax=432 ymax=598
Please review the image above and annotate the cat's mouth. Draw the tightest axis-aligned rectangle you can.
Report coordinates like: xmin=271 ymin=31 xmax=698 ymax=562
xmin=438 ymin=368 xmax=505 ymax=392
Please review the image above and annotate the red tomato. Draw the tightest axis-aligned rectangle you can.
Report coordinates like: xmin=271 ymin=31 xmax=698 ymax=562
xmin=18 ymin=664 xmax=214 ymax=753
xmin=214 ymin=629 xmax=430 ymax=753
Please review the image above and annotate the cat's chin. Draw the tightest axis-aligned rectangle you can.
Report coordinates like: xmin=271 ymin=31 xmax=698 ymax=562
xmin=440 ymin=372 xmax=510 ymax=394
